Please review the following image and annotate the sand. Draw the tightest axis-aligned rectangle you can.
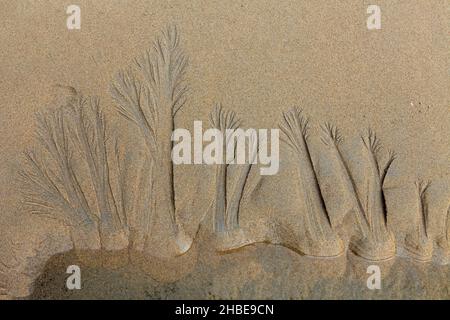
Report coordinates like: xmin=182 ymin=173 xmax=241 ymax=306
xmin=0 ymin=0 xmax=449 ymax=299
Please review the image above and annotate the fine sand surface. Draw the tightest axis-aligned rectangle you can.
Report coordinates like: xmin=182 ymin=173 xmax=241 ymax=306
xmin=31 ymin=244 xmax=450 ymax=300
xmin=0 ymin=1 xmax=449 ymax=299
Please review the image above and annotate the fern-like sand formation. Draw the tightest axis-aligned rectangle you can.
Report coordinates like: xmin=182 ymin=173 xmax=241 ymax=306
xmin=1 ymin=25 xmax=449 ymax=299
xmin=279 ymin=108 xmax=344 ymax=257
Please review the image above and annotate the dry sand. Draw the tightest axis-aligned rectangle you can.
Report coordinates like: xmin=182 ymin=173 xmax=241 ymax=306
xmin=0 ymin=0 xmax=449 ymax=299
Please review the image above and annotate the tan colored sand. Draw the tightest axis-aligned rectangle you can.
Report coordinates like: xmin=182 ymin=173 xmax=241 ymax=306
xmin=0 ymin=0 xmax=449 ymax=299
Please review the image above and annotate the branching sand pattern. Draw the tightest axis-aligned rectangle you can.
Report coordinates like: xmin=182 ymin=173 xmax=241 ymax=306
xmin=1 ymin=25 xmax=449 ymax=298
xmin=20 ymin=95 xmax=128 ymax=251
xmin=279 ymin=108 xmax=344 ymax=257
xmin=111 ymin=25 xmax=192 ymax=258
xmin=403 ymin=180 xmax=433 ymax=262
xmin=322 ymin=125 xmax=396 ymax=260
xmin=209 ymin=104 xmax=257 ymax=251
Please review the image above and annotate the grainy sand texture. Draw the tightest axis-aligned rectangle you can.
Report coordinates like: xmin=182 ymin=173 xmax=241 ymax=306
xmin=0 ymin=0 xmax=449 ymax=299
